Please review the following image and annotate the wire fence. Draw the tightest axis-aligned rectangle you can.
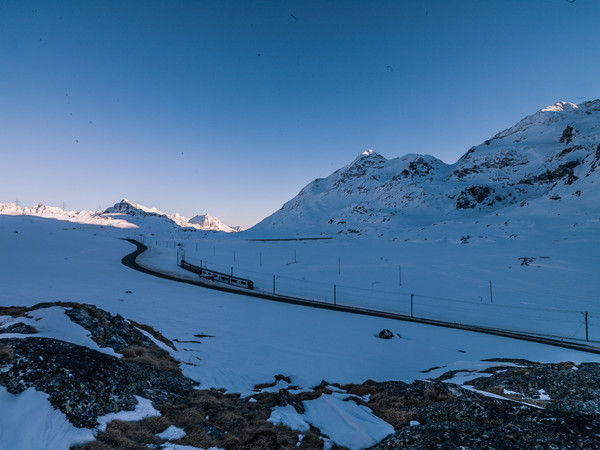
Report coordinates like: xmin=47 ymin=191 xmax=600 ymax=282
xmin=138 ymin=236 xmax=599 ymax=344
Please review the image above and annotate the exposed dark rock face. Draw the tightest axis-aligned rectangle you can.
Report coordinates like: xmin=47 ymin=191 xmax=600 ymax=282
xmin=276 ymin=389 xmax=305 ymax=414
xmin=588 ymin=143 xmax=600 ymax=175
xmin=559 ymin=125 xmax=575 ymax=145
xmin=64 ymin=303 xmax=155 ymax=352
xmin=0 ymin=337 xmax=196 ymax=428
xmin=519 ymin=160 xmax=581 ymax=185
xmin=0 ymin=322 xmax=37 ymax=334
xmin=400 ymin=157 xmax=435 ymax=179
xmin=455 ymin=185 xmax=491 ymax=209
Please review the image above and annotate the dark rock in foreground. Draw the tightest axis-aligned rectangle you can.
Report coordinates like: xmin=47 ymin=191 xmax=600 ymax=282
xmin=362 ymin=359 xmax=600 ymax=449
xmin=0 ymin=337 xmax=196 ymax=428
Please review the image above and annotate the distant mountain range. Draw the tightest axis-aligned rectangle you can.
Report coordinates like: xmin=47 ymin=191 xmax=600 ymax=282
xmin=0 ymin=199 xmax=243 ymax=233
xmin=248 ymin=100 xmax=600 ymax=236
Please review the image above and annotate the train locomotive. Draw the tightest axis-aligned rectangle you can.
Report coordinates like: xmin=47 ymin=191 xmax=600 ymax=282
xmin=181 ymin=259 xmax=254 ymax=290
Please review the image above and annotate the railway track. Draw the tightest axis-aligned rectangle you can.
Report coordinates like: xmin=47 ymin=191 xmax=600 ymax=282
xmin=121 ymin=238 xmax=600 ymax=355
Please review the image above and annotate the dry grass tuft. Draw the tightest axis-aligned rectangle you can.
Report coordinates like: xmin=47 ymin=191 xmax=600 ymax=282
xmin=119 ymin=345 xmax=181 ymax=373
xmin=0 ymin=343 xmax=14 ymax=361
xmin=0 ymin=305 xmax=32 ymax=318
xmin=81 ymin=387 xmax=333 ymax=449
xmin=366 ymin=392 xmax=419 ymax=427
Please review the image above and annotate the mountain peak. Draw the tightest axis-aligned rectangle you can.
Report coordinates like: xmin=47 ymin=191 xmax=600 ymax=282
xmin=356 ymin=149 xmax=384 ymax=159
xmin=188 ymin=213 xmax=234 ymax=232
xmin=540 ymin=101 xmax=578 ymax=113
xmin=352 ymin=149 xmax=386 ymax=166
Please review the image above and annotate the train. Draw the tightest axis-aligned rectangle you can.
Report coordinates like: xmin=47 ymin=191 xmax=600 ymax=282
xmin=180 ymin=259 xmax=254 ymax=290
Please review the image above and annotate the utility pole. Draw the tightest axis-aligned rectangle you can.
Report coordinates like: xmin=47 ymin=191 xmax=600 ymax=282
xmin=399 ymin=264 xmax=402 ymax=286
xmin=489 ymin=280 xmax=493 ymax=303
xmin=334 ymin=285 xmax=337 ymax=305
xmin=273 ymin=275 xmax=276 ymax=295
xmin=294 ymin=249 xmax=297 ymax=263
xmin=410 ymin=294 xmax=414 ymax=318
xmin=585 ymin=311 xmax=589 ymax=342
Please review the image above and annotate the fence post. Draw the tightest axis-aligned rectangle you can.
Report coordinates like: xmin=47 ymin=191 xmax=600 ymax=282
xmin=410 ymin=294 xmax=414 ymax=318
xmin=334 ymin=285 xmax=337 ymax=305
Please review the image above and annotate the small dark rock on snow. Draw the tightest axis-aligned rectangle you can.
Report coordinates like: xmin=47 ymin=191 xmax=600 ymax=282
xmin=378 ymin=329 xmax=394 ymax=339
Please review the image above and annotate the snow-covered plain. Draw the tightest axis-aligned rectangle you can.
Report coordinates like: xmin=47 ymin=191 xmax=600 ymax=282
xmin=140 ymin=197 xmax=600 ymax=344
xmin=1 ymin=208 xmax=599 ymax=448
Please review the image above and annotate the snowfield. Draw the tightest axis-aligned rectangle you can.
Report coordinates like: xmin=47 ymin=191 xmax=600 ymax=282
xmin=1 ymin=208 xmax=599 ymax=448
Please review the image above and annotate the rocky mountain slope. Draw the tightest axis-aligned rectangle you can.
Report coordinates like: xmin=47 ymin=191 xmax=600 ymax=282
xmin=249 ymin=100 xmax=600 ymax=236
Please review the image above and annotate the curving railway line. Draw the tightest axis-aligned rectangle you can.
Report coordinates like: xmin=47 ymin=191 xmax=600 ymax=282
xmin=121 ymin=238 xmax=600 ymax=355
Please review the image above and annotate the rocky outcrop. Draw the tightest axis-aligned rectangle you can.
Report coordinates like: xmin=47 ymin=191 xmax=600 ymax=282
xmin=362 ymin=359 xmax=600 ymax=449
xmin=0 ymin=337 xmax=196 ymax=428
xmin=0 ymin=302 xmax=195 ymax=429
xmin=455 ymin=185 xmax=491 ymax=209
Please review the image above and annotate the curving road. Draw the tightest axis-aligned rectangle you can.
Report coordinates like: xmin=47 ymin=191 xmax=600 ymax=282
xmin=121 ymin=238 xmax=600 ymax=355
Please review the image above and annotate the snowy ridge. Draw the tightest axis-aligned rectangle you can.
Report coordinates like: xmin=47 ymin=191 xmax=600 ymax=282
xmin=0 ymin=199 xmax=241 ymax=233
xmin=249 ymin=99 xmax=600 ymax=236
xmin=103 ymin=199 xmax=240 ymax=232
xmin=189 ymin=213 xmax=236 ymax=232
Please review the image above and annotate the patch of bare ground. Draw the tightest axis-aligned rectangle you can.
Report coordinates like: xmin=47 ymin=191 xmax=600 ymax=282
xmin=74 ymin=389 xmax=327 ymax=450
xmin=0 ymin=342 xmax=13 ymax=361
xmin=118 ymin=344 xmax=180 ymax=373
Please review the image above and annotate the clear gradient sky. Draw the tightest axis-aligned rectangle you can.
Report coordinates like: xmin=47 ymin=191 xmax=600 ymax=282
xmin=1 ymin=0 xmax=599 ymax=228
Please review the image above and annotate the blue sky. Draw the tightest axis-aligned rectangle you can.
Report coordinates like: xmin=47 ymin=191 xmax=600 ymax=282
xmin=1 ymin=0 xmax=599 ymax=227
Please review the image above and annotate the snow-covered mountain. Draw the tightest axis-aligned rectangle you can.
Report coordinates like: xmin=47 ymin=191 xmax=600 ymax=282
xmin=0 ymin=202 xmax=100 ymax=222
xmin=188 ymin=213 xmax=238 ymax=232
xmin=249 ymin=100 xmax=600 ymax=236
xmin=102 ymin=199 xmax=238 ymax=232
xmin=0 ymin=199 xmax=240 ymax=233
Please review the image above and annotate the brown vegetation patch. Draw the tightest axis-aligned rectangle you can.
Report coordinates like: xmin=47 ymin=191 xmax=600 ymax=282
xmin=119 ymin=345 xmax=181 ymax=374
xmin=76 ymin=388 xmax=327 ymax=450
xmin=0 ymin=342 xmax=14 ymax=361
xmin=0 ymin=305 xmax=35 ymax=318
